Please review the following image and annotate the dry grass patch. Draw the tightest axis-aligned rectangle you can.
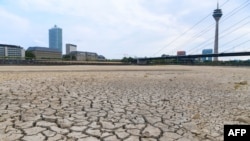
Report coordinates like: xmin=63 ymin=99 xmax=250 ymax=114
xmin=234 ymin=81 xmax=248 ymax=90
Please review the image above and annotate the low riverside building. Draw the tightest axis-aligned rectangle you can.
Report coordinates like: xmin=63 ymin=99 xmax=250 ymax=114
xmin=69 ymin=51 xmax=98 ymax=61
xmin=27 ymin=47 xmax=62 ymax=60
xmin=0 ymin=44 xmax=25 ymax=59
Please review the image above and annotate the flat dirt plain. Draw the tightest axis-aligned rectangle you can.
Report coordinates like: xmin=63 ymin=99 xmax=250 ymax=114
xmin=0 ymin=65 xmax=249 ymax=141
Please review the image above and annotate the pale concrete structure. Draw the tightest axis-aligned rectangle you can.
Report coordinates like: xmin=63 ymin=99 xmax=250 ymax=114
xmin=66 ymin=44 xmax=77 ymax=55
xmin=213 ymin=3 xmax=223 ymax=61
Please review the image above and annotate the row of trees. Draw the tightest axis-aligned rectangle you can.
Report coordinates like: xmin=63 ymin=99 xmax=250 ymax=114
xmin=25 ymin=51 xmax=35 ymax=59
xmin=121 ymin=57 xmax=136 ymax=64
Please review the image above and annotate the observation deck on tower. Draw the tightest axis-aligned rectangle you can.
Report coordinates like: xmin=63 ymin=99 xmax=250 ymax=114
xmin=213 ymin=4 xmax=223 ymax=21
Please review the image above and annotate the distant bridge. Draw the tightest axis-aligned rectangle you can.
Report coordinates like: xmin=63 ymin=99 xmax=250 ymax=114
xmin=138 ymin=51 xmax=250 ymax=61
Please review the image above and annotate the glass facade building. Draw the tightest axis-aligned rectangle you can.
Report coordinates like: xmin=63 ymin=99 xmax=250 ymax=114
xmin=49 ymin=25 xmax=62 ymax=54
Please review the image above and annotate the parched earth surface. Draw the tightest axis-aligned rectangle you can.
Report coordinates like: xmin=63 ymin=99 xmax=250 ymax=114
xmin=0 ymin=65 xmax=249 ymax=141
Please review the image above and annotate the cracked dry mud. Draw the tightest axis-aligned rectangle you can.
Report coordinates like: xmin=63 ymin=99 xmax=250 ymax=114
xmin=0 ymin=65 xmax=249 ymax=141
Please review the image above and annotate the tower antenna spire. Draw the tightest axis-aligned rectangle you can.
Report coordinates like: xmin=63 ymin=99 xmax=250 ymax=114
xmin=217 ymin=0 xmax=219 ymax=9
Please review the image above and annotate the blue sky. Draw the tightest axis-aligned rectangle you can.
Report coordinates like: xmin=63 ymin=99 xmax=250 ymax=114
xmin=0 ymin=0 xmax=250 ymax=59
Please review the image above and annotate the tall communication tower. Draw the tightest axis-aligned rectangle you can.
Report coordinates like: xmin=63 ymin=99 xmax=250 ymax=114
xmin=213 ymin=2 xmax=223 ymax=61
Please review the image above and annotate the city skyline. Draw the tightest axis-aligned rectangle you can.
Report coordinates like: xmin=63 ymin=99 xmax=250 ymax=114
xmin=0 ymin=0 xmax=250 ymax=59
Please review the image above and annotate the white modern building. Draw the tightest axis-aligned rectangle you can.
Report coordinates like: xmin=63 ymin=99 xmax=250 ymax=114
xmin=0 ymin=44 xmax=25 ymax=59
xmin=66 ymin=44 xmax=77 ymax=55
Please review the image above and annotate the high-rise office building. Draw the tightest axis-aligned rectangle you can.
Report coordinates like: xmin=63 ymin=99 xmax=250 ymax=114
xmin=49 ymin=25 xmax=62 ymax=54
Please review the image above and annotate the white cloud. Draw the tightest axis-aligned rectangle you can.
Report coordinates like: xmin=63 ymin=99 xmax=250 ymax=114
xmin=0 ymin=7 xmax=29 ymax=31
xmin=0 ymin=7 xmax=31 ymax=46
xmin=13 ymin=0 xmax=177 ymax=30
